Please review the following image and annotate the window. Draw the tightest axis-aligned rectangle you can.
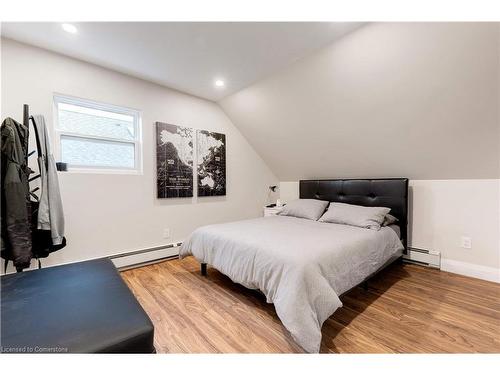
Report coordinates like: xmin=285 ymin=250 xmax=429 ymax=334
xmin=54 ymin=95 xmax=142 ymax=173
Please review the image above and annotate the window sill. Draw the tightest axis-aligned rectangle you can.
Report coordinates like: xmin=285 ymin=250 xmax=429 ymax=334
xmin=62 ymin=167 xmax=143 ymax=176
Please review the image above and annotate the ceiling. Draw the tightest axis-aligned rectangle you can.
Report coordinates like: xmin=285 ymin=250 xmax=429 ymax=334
xmin=1 ymin=22 xmax=363 ymax=101
xmin=220 ymin=23 xmax=500 ymax=180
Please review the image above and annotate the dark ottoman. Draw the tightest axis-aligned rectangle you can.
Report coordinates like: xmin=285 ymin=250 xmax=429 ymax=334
xmin=1 ymin=258 xmax=154 ymax=353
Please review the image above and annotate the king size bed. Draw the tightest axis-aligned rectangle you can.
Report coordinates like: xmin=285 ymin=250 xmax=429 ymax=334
xmin=179 ymin=178 xmax=408 ymax=353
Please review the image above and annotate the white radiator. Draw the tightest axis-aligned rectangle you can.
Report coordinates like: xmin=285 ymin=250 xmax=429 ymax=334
xmin=403 ymin=247 xmax=441 ymax=268
xmin=110 ymin=242 xmax=182 ymax=270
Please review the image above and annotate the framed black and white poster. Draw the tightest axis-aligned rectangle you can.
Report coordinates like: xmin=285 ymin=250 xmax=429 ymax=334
xmin=156 ymin=122 xmax=194 ymax=198
xmin=197 ymin=130 xmax=226 ymax=197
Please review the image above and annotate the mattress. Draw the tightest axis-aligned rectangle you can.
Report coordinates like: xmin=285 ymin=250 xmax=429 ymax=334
xmin=180 ymin=215 xmax=403 ymax=352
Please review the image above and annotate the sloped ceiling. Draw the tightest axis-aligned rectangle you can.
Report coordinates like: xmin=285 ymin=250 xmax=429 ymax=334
xmin=1 ymin=22 xmax=363 ymax=101
xmin=219 ymin=23 xmax=500 ymax=181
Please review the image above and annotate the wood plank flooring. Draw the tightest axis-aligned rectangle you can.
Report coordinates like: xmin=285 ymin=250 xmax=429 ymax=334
xmin=121 ymin=256 xmax=500 ymax=353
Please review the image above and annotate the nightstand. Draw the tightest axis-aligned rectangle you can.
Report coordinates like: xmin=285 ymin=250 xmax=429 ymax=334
xmin=263 ymin=206 xmax=283 ymax=217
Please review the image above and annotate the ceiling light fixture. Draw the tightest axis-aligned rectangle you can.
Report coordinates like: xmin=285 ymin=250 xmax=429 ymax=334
xmin=214 ymin=79 xmax=225 ymax=88
xmin=61 ymin=23 xmax=78 ymax=34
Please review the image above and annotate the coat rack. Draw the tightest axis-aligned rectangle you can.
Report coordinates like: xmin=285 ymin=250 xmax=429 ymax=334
xmin=23 ymin=104 xmax=42 ymax=201
xmin=23 ymin=104 xmax=29 ymax=128
xmin=3 ymin=104 xmax=68 ymax=273
xmin=24 ymin=104 xmax=68 ymax=172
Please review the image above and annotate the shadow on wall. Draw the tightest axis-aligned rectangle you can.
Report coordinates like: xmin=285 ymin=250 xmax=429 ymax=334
xmin=408 ymin=185 xmax=413 ymax=247
xmin=155 ymin=197 xmax=193 ymax=206
xmin=197 ymin=196 xmax=227 ymax=204
xmin=153 ymin=195 xmax=227 ymax=207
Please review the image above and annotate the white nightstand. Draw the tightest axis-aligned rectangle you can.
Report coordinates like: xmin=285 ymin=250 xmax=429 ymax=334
xmin=263 ymin=206 xmax=283 ymax=217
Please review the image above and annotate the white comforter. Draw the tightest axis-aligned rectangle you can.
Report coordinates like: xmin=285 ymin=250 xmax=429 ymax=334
xmin=179 ymin=216 xmax=403 ymax=352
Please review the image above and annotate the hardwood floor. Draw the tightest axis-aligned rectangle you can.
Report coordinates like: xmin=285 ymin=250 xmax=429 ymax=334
xmin=121 ymin=257 xmax=500 ymax=353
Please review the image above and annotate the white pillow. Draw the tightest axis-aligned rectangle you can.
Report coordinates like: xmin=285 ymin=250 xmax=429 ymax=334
xmin=278 ymin=199 xmax=329 ymax=221
xmin=382 ymin=213 xmax=399 ymax=226
xmin=319 ymin=202 xmax=391 ymax=230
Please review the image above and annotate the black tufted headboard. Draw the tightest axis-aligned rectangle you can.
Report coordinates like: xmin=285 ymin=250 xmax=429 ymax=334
xmin=300 ymin=178 xmax=409 ymax=252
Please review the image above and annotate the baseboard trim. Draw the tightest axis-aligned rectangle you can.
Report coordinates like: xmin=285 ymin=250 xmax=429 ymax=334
xmin=440 ymin=259 xmax=500 ymax=283
xmin=117 ymin=254 xmax=179 ymax=271
xmin=110 ymin=245 xmax=180 ymax=269
xmin=1 ymin=242 xmax=183 ymax=275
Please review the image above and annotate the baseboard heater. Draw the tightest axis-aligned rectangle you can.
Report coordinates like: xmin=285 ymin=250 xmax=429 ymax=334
xmin=109 ymin=241 xmax=183 ymax=271
xmin=403 ymin=247 xmax=441 ymax=269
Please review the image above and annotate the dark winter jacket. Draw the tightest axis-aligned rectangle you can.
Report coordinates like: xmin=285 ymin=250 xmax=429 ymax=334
xmin=1 ymin=117 xmax=32 ymax=269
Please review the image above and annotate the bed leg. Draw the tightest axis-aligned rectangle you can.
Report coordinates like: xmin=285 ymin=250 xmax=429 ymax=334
xmin=362 ymin=281 xmax=368 ymax=291
xmin=201 ymin=263 xmax=207 ymax=276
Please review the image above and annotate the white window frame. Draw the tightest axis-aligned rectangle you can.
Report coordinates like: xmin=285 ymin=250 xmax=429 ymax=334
xmin=53 ymin=94 xmax=143 ymax=175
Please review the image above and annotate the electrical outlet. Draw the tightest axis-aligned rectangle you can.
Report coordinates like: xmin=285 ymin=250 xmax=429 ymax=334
xmin=163 ymin=228 xmax=171 ymax=239
xmin=460 ymin=236 xmax=472 ymax=249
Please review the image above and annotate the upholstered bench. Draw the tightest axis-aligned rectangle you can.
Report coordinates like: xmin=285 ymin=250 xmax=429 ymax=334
xmin=1 ymin=258 xmax=155 ymax=353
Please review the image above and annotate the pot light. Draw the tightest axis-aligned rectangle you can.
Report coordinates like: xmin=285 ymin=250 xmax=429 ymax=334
xmin=214 ymin=79 xmax=225 ymax=88
xmin=61 ymin=23 xmax=78 ymax=34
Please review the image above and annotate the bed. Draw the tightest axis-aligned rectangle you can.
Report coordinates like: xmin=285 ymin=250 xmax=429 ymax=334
xmin=179 ymin=178 xmax=408 ymax=353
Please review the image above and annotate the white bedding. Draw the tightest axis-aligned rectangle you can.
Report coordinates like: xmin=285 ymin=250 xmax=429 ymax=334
xmin=179 ymin=215 xmax=403 ymax=353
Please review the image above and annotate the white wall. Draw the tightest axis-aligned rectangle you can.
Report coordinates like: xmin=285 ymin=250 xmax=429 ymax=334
xmin=1 ymin=38 xmax=278 ymax=271
xmin=279 ymin=180 xmax=500 ymax=282
xmin=220 ymin=23 xmax=499 ymax=180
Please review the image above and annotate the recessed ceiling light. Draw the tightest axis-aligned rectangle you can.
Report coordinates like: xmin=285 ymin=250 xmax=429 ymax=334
xmin=214 ymin=79 xmax=225 ymax=88
xmin=61 ymin=23 xmax=78 ymax=34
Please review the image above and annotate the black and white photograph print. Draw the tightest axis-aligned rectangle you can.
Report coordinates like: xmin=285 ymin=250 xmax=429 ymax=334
xmin=156 ymin=122 xmax=194 ymax=198
xmin=197 ymin=130 xmax=226 ymax=197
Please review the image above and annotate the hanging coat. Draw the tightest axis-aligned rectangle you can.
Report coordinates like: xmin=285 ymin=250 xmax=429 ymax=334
xmin=1 ymin=117 xmax=32 ymax=269
xmin=32 ymin=115 xmax=65 ymax=246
